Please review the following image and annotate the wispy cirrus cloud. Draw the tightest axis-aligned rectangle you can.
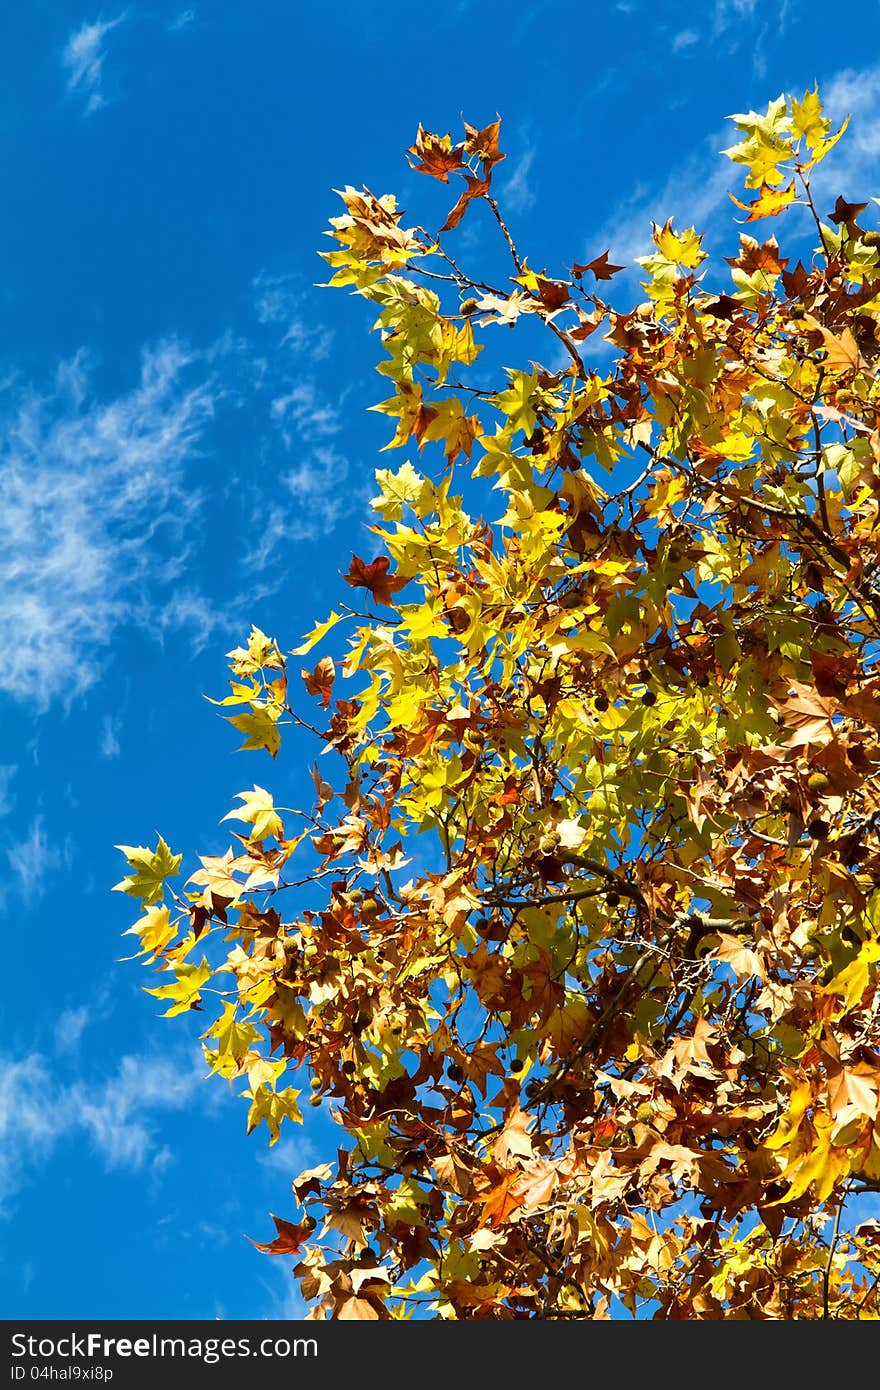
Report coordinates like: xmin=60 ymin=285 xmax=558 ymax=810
xmin=6 ymin=816 xmax=71 ymax=896
xmin=168 ymin=8 xmax=197 ymax=32
xmin=247 ymin=446 xmax=364 ymax=566
xmin=0 ymin=340 xmax=219 ymax=710
xmin=62 ymin=13 xmax=127 ymax=115
xmin=0 ymin=766 xmax=15 ymax=817
xmin=0 ymin=1049 xmax=206 ymax=1212
xmin=252 ymin=272 xmax=335 ymax=359
xmin=500 ymin=146 xmax=536 ymax=215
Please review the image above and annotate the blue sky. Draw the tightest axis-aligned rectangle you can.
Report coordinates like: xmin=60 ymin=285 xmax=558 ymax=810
xmin=5 ymin=0 xmax=880 ymax=1320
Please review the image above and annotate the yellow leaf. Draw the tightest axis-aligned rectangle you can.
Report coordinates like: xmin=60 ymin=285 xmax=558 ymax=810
xmin=729 ymin=181 xmax=797 ymax=221
xmin=291 ymin=610 xmax=344 ymax=656
xmin=113 ymin=837 xmax=182 ymax=905
xmin=222 ymin=786 xmax=283 ymax=841
xmin=124 ymin=903 xmax=176 ymax=959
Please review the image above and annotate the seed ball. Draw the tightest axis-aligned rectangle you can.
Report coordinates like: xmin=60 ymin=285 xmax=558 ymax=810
xmin=310 ymin=1076 xmax=322 ymax=1090
xmin=594 ymin=694 xmax=609 ymax=712
xmin=642 ymin=690 xmax=657 ymax=707
xmin=309 ymin=1094 xmax=322 ymax=1107
xmin=636 ymin=1102 xmax=655 ymax=1124
xmin=808 ymin=818 xmax=829 ymax=840
xmin=807 ymin=771 xmax=830 ymax=794
xmin=606 ymin=891 xmax=621 ymax=907
xmin=447 ymin=1063 xmax=464 ymax=1083
xmin=342 ymin=1060 xmax=356 ymax=1076
xmin=510 ymin=1058 xmax=524 ymax=1074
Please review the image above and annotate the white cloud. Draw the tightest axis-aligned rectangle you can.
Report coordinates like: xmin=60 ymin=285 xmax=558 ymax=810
xmin=100 ymin=713 xmax=122 ymax=759
xmin=54 ymin=1006 xmax=90 ymax=1051
xmin=247 ymin=446 xmax=367 ymax=566
xmin=0 ymin=1049 xmax=206 ymax=1211
xmin=500 ymin=147 xmax=536 ymax=215
xmin=154 ymin=589 xmax=225 ymax=651
xmin=714 ymin=0 xmax=758 ymax=28
xmin=168 ymin=8 xmax=197 ymax=31
xmin=270 ymin=382 xmax=339 ymax=444
xmin=0 ymin=766 xmax=15 ymax=817
xmin=673 ymin=29 xmax=699 ymax=52
xmin=62 ymin=13 xmax=126 ymax=115
xmin=252 ymin=273 xmax=334 ymax=359
xmin=821 ymin=66 xmax=880 ymax=187
xmin=6 ymin=816 xmax=69 ymax=895
xmin=257 ymin=1133 xmax=318 ymax=1174
xmin=0 ymin=340 xmax=219 ymax=709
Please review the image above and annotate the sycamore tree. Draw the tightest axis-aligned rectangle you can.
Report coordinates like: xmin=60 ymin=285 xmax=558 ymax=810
xmin=117 ymin=91 xmax=880 ymax=1319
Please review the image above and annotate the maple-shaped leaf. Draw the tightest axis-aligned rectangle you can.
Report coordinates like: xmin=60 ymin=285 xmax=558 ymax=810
xmin=827 ymin=1068 xmax=879 ymax=1122
xmin=249 ymin=1212 xmax=314 ymax=1255
xmin=828 ymin=195 xmax=869 ymax=231
xmin=727 ymin=235 xmax=789 ymax=276
xmin=301 ymin=655 xmax=336 ymax=707
xmin=227 ymin=705 xmax=282 ymax=758
xmin=223 ymin=785 xmax=283 ymax=841
xmin=572 ymin=251 xmax=625 ymax=281
xmin=244 ymin=1082 xmax=303 ymax=1145
xmin=534 ymin=276 xmax=570 ymax=310
xmin=729 ymin=181 xmax=797 ymax=221
xmin=781 ymin=259 xmax=812 ymax=298
xmin=819 ymin=325 xmax=862 ymax=373
xmin=344 ymin=554 xmax=408 ymax=606
xmin=478 ymin=1171 xmax=527 ymax=1228
xmin=407 ymin=125 xmax=464 ymax=182
xmin=113 ymin=837 xmax=182 ymax=905
xmin=124 ymin=902 xmax=177 ymax=959
xmin=463 ymin=118 xmax=504 ymax=168
xmin=144 ymin=957 xmax=212 ymax=1017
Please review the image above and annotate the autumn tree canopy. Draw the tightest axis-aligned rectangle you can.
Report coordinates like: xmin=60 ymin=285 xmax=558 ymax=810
xmin=117 ymin=91 xmax=880 ymax=1319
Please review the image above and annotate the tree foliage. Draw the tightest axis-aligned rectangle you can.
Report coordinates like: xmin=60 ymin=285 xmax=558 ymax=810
xmin=117 ymin=92 xmax=880 ymax=1318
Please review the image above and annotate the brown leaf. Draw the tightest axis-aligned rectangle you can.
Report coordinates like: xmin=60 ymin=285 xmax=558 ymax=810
xmin=535 ymin=277 xmax=570 ymax=310
xmin=828 ymin=195 xmax=869 ymax=231
xmin=478 ymin=1171 xmax=527 ymax=1228
xmin=572 ymin=251 xmax=625 ymax=281
xmin=407 ymin=125 xmax=464 ymax=182
xmin=248 ymin=1213 xmax=313 ymax=1255
xmin=440 ymin=175 xmax=489 ymax=233
xmin=301 ymin=655 xmax=336 ymax=707
xmin=344 ymin=554 xmax=408 ymax=607
xmin=463 ymin=118 xmax=505 ymax=169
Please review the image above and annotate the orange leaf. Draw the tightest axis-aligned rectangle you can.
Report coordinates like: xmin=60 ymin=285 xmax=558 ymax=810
xmin=478 ymin=1172 xmax=527 ymax=1228
xmin=819 ymin=326 xmax=862 ymax=373
xmin=407 ymin=125 xmax=464 ymax=182
xmin=729 ymin=180 xmax=797 ymax=221
xmin=248 ymin=1213 xmax=313 ymax=1255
